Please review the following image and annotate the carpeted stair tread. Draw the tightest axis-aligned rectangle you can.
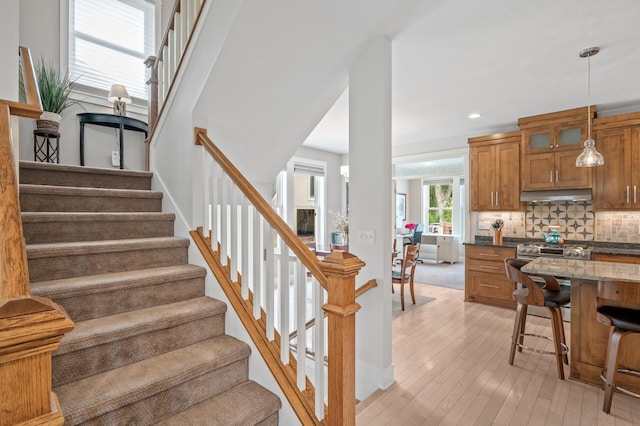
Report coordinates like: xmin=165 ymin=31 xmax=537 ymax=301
xmin=19 ymin=184 xmax=162 ymax=213
xmin=156 ymin=381 xmax=282 ymax=426
xmin=55 ymin=297 xmax=226 ymax=356
xmin=22 ymin=212 xmax=176 ymax=243
xmin=31 ymin=264 xmax=205 ymax=299
xmin=27 ymin=236 xmax=188 ymax=258
xmin=26 ymin=237 xmax=190 ymax=283
xmin=54 ymin=336 xmax=251 ymax=425
xmin=19 ymin=160 xmax=152 ymax=190
xmin=31 ymin=265 xmax=206 ymax=321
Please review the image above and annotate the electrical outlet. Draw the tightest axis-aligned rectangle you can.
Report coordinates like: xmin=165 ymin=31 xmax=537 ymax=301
xmin=111 ymin=151 xmax=120 ymax=167
xmin=478 ymin=221 xmax=490 ymax=230
xmin=357 ymin=229 xmax=375 ymax=244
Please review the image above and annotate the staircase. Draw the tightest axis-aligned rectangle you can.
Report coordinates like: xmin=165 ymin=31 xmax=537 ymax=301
xmin=19 ymin=160 xmax=282 ymax=425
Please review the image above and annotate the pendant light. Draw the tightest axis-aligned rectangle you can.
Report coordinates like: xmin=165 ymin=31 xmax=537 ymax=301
xmin=576 ymin=46 xmax=604 ymax=167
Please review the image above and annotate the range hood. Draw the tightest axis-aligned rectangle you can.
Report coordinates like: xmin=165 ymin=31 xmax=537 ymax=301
xmin=520 ymin=189 xmax=592 ymax=202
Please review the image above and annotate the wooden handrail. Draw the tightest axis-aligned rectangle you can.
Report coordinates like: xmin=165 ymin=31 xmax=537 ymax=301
xmin=0 ymin=46 xmax=73 ymax=426
xmin=195 ymin=128 xmax=329 ymax=289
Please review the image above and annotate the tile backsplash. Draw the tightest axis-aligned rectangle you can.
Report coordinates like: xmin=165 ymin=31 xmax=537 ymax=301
xmin=475 ymin=201 xmax=640 ymax=243
xmin=526 ymin=201 xmax=594 ymax=241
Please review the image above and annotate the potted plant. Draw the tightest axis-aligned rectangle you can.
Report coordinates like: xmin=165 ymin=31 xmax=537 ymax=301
xmin=34 ymin=58 xmax=80 ymax=133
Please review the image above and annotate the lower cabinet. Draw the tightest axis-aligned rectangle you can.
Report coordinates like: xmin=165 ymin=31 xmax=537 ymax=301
xmin=592 ymin=253 xmax=640 ymax=264
xmin=465 ymin=245 xmax=516 ymax=308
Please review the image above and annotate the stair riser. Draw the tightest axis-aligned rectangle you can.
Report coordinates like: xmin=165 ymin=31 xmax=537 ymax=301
xmin=23 ymin=218 xmax=174 ymax=244
xmin=20 ymin=167 xmax=151 ymax=190
xmin=66 ymin=360 xmax=249 ymax=425
xmin=20 ymin=192 xmax=162 ymax=213
xmin=28 ymin=246 xmax=188 ymax=282
xmin=36 ymin=277 xmax=205 ymax=322
xmin=53 ymin=314 xmax=226 ymax=387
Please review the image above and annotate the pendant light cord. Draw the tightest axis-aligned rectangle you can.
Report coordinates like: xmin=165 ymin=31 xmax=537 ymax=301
xmin=587 ymin=55 xmax=592 ymax=140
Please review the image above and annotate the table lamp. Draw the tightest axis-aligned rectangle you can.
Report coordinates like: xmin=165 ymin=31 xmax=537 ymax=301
xmin=108 ymin=84 xmax=132 ymax=116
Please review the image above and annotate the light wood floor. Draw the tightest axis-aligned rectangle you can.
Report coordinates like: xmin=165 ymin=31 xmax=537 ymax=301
xmin=356 ymin=283 xmax=640 ymax=425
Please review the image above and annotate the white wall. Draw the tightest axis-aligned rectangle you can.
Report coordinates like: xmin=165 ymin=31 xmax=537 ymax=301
xmin=1 ymin=1 xmax=19 ymax=101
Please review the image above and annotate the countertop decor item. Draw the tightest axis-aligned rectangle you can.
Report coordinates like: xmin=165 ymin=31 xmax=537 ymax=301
xmin=492 ymin=219 xmax=504 ymax=245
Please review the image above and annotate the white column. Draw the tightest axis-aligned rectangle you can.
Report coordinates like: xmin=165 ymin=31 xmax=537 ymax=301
xmin=348 ymin=35 xmax=393 ymax=400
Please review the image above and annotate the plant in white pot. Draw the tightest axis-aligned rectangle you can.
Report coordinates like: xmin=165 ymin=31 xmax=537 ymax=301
xmin=35 ymin=58 xmax=81 ymax=133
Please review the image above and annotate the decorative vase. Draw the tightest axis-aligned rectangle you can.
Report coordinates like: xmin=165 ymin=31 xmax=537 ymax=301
xmin=493 ymin=230 xmax=503 ymax=245
xmin=36 ymin=111 xmax=61 ymax=133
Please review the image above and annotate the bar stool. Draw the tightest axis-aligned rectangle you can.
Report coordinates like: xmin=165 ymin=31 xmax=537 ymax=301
xmin=504 ymin=258 xmax=570 ymax=379
xmin=596 ymin=280 xmax=640 ymax=414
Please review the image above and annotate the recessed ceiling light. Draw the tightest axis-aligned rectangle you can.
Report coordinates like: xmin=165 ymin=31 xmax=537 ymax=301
xmin=468 ymin=113 xmax=481 ymax=119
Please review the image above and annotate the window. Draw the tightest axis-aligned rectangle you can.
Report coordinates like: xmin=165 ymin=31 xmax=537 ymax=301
xmin=423 ymin=179 xmax=453 ymax=234
xmin=68 ymin=0 xmax=155 ymax=100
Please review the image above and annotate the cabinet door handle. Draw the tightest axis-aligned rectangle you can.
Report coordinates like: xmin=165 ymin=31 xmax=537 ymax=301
xmin=555 ymin=144 xmax=559 ymax=148
xmin=479 ymin=283 xmax=500 ymax=289
xmin=555 ymin=169 xmax=559 ymax=182
xmin=550 ymin=170 xmax=553 ymax=183
xmin=479 ymin=253 xmax=500 ymax=257
xmin=635 ymin=186 xmax=637 ymax=203
xmin=490 ymin=191 xmax=494 ymax=206
xmin=495 ymin=191 xmax=499 ymax=205
xmin=627 ymin=186 xmax=630 ymax=203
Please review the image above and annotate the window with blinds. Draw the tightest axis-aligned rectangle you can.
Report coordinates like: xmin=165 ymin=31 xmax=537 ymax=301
xmin=68 ymin=0 xmax=155 ymax=101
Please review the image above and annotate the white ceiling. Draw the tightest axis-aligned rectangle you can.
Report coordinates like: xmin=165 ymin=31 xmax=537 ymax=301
xmin=303 ymin=0 xmax=640 ymax=156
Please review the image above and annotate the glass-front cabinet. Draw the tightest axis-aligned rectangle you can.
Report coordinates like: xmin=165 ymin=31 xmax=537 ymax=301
xmin=523 ymin=121 xmax=585 ymax=154
xmin=519 ymin=108 xmax=594 ymax=191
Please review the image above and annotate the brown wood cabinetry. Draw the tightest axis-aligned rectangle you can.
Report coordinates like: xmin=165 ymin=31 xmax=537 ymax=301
xmin=519 ymin=107 xmax=594 ymax=191
xmin=469 ymin=132 xmax=521 ymax=211
xmin=592 ymin=112 xmax=640 ymax=210
xmin=465 ymin=245 xmax=516 ymax=308
xmin=592 ymin=253 xmax=640 ymax=264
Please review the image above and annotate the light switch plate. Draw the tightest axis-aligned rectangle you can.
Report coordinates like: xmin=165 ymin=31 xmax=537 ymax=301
xmin=478 ymin=222 xmax=490 ymax=230
xmin=357 ymin=229 xmax=375 ymax=244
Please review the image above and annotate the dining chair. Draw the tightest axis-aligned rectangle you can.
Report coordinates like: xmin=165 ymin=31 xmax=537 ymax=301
xmin=392 ymin=244 xmax=420 ymax=311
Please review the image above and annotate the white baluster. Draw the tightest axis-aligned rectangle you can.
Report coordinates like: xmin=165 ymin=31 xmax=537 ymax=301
xmin=173 ymin=12 xmax=182 ymax=60
xmin=252 ymin=210 xmax=262 ymax=319
xmin=229 ymin=184 xmax=238 ymax=282
xmin=279 ymin=237 xmax=290 ymax=364
xmin=314 ymin=279 xmax=325 ymax=420
xmin=167 ymin=30 xmax=175 ymax=83
xmin=219 ymin=175 xmax=228 ymax=267
xmin=241 ymin=197 xmax=250 ymax=299
xmin=265 ymin=223 xmax=275 ymax=341
xmin=296 ymin=259 xmax=306 ymax=390
xmin=180 ymin=0 xmax=188 ymax=51
xmin=211 ymin=164 xmax=220 ymax=250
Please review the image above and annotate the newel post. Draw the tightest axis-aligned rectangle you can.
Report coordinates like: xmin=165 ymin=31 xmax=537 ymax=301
xmin=318 ymin=251 xmax=365 ymax=426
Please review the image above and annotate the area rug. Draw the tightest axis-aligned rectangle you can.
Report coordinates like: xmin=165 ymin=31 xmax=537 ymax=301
xmin=412 ymin=261 xmax=465 ymax=291
xmin=392 ymin=294 xmax=435 ymax=319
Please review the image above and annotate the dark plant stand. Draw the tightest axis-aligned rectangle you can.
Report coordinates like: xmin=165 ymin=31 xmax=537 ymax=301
xmin=33 ymin=130 xmax=60 ymax=163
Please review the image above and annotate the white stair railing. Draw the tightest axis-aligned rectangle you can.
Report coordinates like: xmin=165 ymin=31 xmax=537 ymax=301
xmin=191 ymin=128 xmax=365 ymax=425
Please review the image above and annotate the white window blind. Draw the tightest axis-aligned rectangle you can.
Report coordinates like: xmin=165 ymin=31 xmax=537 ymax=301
xmin=69 ymin=0 xmax=155 ymax=100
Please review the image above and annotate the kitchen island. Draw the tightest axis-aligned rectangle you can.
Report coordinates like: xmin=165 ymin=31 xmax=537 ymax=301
xmin=522 ymin=257 xmax=640 ymax=393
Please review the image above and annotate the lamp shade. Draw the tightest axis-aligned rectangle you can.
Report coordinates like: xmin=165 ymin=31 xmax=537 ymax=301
xmin=107 ymin=84 xmax=132 ymax=103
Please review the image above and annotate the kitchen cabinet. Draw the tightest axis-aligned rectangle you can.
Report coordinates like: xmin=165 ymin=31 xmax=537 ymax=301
xmin=592 ymin=253 xmax=640 ymax=264
xmin=519 ymin=108 xmax=594 ymax=191
xmin=469 ymin=131 xmax=521 ymax=211
xmin=592 ymin=113 xmax=640 ymax=210
xmin=465 ymin=245 xmax=516 ymax=309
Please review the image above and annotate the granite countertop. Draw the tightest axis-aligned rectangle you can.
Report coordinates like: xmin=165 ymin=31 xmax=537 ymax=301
xmin=465 ymin=236 xmax=640 ymax=256
xmin=521 ymin=257 xmax=640 ymax=282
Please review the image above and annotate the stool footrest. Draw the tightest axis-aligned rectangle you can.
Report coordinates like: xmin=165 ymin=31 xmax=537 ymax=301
xmin=516 ymin=332 xmax=569 ymax=357
xmin=600 ymin=368 xmax=640 ymax=399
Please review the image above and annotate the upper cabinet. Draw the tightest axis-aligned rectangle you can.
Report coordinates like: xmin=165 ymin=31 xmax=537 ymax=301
xmin=592 ymin=112 xmax=640 ymax=210
xmin=519 ymin=107 xmax=594 ymax=191
xmin=469 ymin=131 xmax=521 ymax=211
